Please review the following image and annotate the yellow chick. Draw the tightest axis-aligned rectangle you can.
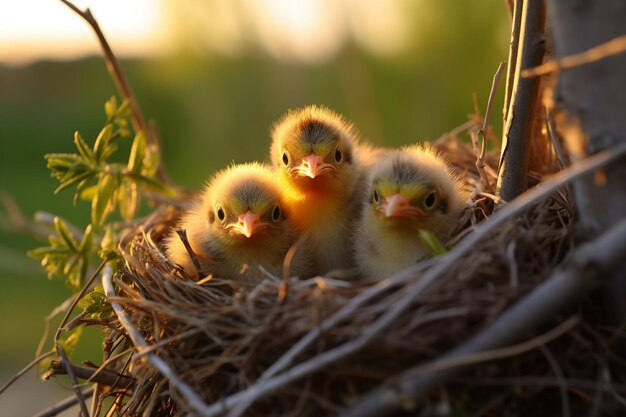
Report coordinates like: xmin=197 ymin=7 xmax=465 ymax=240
xmin=165 ymin=163 xmax=313 ymax=284
xmin=270 ymin=105 xmax=380 ymax=274
xmin=354 ymin=146 xmax=465 ymax=281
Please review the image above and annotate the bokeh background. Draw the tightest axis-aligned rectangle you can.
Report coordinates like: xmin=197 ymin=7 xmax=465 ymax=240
xmin=0 ymin=0 xmax=508 ymax=414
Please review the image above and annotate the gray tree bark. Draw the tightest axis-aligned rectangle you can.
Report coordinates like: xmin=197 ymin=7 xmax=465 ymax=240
xmin=546 ymin=0 xmax=626 ymax=329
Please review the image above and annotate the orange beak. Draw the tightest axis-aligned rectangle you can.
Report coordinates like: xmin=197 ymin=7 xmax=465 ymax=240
xmin=298 ymin=153 xmax=325 ymax=179
xmin=383 ymin=193 xmax=422 ymax=219
xmin=230 ymin=210 xmax=260 ymax=238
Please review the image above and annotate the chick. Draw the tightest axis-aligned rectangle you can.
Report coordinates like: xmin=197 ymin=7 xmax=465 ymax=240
xmin=354 ymin=145 xmax=465 ymax=281
xmin=270 ymin=105 xmax=380 ymax=274
xmin=165 ymin=163 xmax=313 ymax=284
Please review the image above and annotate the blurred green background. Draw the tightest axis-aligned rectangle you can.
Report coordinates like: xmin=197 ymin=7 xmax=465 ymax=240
xmin=0 ymin=0 xmax=508 ymax=414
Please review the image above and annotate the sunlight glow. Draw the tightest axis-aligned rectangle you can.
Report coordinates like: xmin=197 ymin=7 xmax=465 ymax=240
xmin=1 ymin=0 xmax=414 ymax=66
xmin=0 ymin=0 xmax=172 ymax=65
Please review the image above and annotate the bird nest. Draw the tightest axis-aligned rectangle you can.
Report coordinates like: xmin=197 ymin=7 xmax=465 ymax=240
xmin=87 ymin=135 xmax=616 ymax=417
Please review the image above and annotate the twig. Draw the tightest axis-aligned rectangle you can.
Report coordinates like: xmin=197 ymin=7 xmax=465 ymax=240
xmin=523 ymin=33 xmax=626 ymax=78
xmin=503 ymin=0 xmax=523 ymax=126
xmin=0 ymin=350 xmax=54 ymax=395
xmin=214 ymin=144 xmax=626 ymax=417
xmin=337 ymin=218 xmax=626 ymax=417
xmin=0 ymin=192 xmax=50 ymax=240
xmin=476 ymin=62 xmax=506 ymax=191
xmin=48 ymin=359 xmax=134 ymax=389
xmin=497 ymin=0 xmax=546 ymax=201
xmin=175 ymin=227 xmax=203 ymax=280
xmin=545 ymin=107 xmax=569 ymax=169
xmin=58 ymin=0 xmax=170 ymax=184
xmin=404 ymin=316 xmax=578 ymax=376
xmin=58 ymin=345 xmax=90 ymax=417
xmin=434 ymin=119 xmax=479 ymax=146
xmin=54 ymin=259 xmax=107 ymax=345
xmin=540 ymin=344 xmax=571 ymax=417
xmin=33 ymin=386 xmax=95 ymax=417
xmin=102 ymin=264 xmax=212 ymax=416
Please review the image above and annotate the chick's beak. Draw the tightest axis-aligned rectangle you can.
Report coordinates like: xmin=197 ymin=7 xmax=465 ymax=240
xmin=234 ymin=210 xmax=259 ymax=238
xmin=383 ymin=193 xmax=422 ymax=219
xmin=299 ymin=153 xmax=325 ymax=178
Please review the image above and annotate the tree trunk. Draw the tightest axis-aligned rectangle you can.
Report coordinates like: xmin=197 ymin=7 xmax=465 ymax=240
xmin=546 ymin=0 xmax=626 ymax=329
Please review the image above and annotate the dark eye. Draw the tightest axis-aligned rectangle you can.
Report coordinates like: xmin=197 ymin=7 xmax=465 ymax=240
xmin=216 ymin=205 xmax=226 ymax=221
xmin=282 ymin=152 xmax=289 ymax=166
xmin=372 ymin=189 xmax=380 ymax=204
xmin=424 ymin=191 xmax=437 ymax=209
xmin=334 ymin=148 xmax=343 ymax=163
xmin=272 ymin=205 xmax=281 ymax=222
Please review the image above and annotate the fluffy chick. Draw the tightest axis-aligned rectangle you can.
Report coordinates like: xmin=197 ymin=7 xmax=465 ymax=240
xmin=165 ymin=163 xmax=313 ymax=284
xmin=354 ymin=146 xmax=465 ymax=281
xmin=270 ymin=105 xmax=379 ymax=274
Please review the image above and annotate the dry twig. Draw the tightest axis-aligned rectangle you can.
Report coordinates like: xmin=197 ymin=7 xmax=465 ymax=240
xmin=33 ymin=387 xmax=95 ymax=417
xmin=522 ymin=33 xmax=626 ymax=78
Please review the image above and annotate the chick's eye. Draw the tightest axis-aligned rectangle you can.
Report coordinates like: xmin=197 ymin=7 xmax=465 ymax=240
xmin=372 ymin=189 xmax=380 ymax=204
xmin=424 ymin=191 xmax=437 ymax=209
xmin=216 ymin=205 xmax=226 ymax=222
xmin=282 ymin=152 xmax=289 ymax=166
xmin=334 ymin=148 xmax=343 ymax=163
xmin=272 ymin=205 xmax=281 ymax=222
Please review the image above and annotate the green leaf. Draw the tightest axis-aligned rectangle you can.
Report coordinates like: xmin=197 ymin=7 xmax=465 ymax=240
xmin=99 ymin=224 xmax=118 ymax=259
xmin=127 ymin=131 xmax=146 ymax=174
xmin=104 ymin=96 xmax=117 ymax=120
xmin=73 ymin=131 xmax=94 ymax=164
xmin=91 ymin=173 xmax=117 ymax=227
xmin=129 ymin=173 xmax=173 ymax=195
xmin=53 ymin=217 xmax=78 ymax=252
xmin=118 ymin=179 xmax=138 ymax=220
xmin=417 ymin=229 xmax=447 ymax=257
xmin=93 ymin=124 xmax=114 ymax=164
xmin=78 ymin=224 xmax=94 ymax=255
xmin=55 ymin=170 xmax=93 ymax=195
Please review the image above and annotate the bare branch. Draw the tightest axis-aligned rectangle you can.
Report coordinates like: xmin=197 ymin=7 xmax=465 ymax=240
xmin=497 ymin=0 xmax=546 ymax=201
xmin=0 ymin=350 xmax=54 ymax=395
xmin=522 ymin=33 xmax=626 ymax=78
xmin=476 ymin=62 xmax=506 ymax=191
xmin=58 ymin=345 xmax=90 ymax=417
xmin=48 ymin=359 xmax=134 ymax=389
xmin=58 ymin=0 xmax=171 ymax=184
xmin=337 ymin=218 xmax=626 ymax=417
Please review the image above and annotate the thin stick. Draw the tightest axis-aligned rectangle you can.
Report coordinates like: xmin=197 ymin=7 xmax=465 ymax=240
xmin=58 ymin=346 xmax=90 ymax=417
xmin=545 ymin=107 xmax=569 ymax=169
xmin=215 ymin=144 xmax=626 ymax=417
xmin=434 ymin=119 xmax=479 ymax=146
xmin=0 ymin=350 xmax=54 ymax=395
xmin=476 ymin=62 xmax=506 ymax=191
xmin=33 ymin=387 xmax=95 ymax=417
xmin=523 ymin=34 xmax=626 ymax=78
xmin=102 ymin=264 xmax=211 ymax=416
xmin=48 ymin=359 xmax=134 ymax=389
xmin=58 ymin=0 xmax=170 ymax=184
xmin=405 ymin=316 xmax=578 ymax=376
xmin=175 ymin=227 xmax=203 ymax=280
xmin=503 ymin=0 xmax=523 ymax=126
xmin=54 ymin=259 xmax=107 ymax=345
xmin=540 ymin=344 xmax=571 ymax=417
xmin=338 ymin=218 xmax=626 ymax=417
xmin=497 ymin=0 xmax=546 ymax=201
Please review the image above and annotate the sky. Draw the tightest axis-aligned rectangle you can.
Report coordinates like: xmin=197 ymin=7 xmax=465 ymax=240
xmin=0 ymin=0 xmax=415 ymax=65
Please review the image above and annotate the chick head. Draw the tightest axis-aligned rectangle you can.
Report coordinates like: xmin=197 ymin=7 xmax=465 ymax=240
xmin=200 ymin=163 xmax=290 ymax=249
xmin=365 ymin=146 xmax=464 ymax=237
xmin=271 ymin=105 xmax=359 ymax=194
